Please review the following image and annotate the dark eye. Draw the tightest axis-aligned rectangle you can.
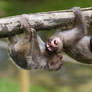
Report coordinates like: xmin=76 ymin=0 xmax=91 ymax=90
xmin=54 ymin=40 xmax=58 ymax=45
xmin=59 ymin=56 xmax=63 ymax=60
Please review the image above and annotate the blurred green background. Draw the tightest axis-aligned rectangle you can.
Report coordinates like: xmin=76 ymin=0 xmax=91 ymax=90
xmin=0 ymin=0 xmax=92 ymax=92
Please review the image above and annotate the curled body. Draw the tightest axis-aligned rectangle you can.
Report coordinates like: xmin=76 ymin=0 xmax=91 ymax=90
xmin=8 ymin=16 xmax=62 ymax=70
xmin=46 ymin=7 xmax=92 ymax=64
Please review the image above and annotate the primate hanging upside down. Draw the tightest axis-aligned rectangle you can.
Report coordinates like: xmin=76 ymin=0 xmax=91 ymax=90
xmin=8 ymin=6 xmax=92 ymax=71
xmin=46 ymin=7 xmax=92 ymax=64
xmin=8 ymin=16 xmax=63 ymax=71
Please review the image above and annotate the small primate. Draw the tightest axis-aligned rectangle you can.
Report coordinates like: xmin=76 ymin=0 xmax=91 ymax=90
xmin=46 ymin=7 xmax=90 ymax=64
xmin=8 ymin=16 xmax=63 ymax=71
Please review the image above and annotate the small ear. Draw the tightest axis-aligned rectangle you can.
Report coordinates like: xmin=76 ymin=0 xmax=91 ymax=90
xmin=90 ymin=37 xmax=92 ymax=52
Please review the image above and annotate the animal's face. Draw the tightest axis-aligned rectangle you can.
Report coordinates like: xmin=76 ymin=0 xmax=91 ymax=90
xmin=47 ymin=54 xmax=63 ymax=71
xmin=46 ymin=37 xmax=63 ymax=53
xmin=45 ymin=36 xmax=63 ymax=71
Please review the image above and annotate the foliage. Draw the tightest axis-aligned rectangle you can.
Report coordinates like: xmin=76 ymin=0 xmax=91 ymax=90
xmin=0 ymin=0 xmax=92 ymax=17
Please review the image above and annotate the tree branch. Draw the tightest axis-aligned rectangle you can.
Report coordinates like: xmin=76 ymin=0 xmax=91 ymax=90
xmin=0 ymin=7 xmax=92 ymax=38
